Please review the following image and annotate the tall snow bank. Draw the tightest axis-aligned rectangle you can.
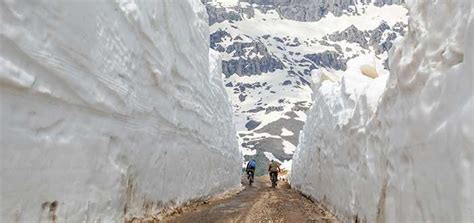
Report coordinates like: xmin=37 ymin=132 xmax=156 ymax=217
xmin=291 ymin=0 xmax=473 ymax=222
xmin=0 ymin=0 xmax=241 ymax=222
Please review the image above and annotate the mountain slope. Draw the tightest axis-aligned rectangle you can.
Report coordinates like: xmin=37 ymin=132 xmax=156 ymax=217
xmin=203 ymin=0 xmax=407 ymax=171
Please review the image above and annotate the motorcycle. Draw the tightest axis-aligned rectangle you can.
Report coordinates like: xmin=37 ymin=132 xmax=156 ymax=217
xmin=270 ymin=171 xmax=278 ymax=188
xmin=247 ymin=170 xmax=254 ymax=185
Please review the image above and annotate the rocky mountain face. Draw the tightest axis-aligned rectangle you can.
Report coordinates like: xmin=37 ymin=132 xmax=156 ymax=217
xmin=205 ymin=0 xmax=405 ymax=24
xmin=247 ymin=0 xmax=404 ymax=22
xmin=202 ymin=0 xmax=407 ymax=173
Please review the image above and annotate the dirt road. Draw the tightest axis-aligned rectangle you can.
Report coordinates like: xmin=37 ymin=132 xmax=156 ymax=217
xmin=163 ymin=176 xmax=339 ymax=223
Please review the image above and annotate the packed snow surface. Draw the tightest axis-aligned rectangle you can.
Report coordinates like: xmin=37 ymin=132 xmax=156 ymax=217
xmin=0 ymin=0 xmax=241 ymax=222
xmin=292 ymin=0 xmax=473 ymax=222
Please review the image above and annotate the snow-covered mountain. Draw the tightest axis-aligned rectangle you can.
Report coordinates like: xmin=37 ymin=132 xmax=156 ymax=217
xmin=291 ymin=0 xmax=473 ymax=222
xmin=0 ymin=0 xmax=240 ymax=222
xmin=203 ymin=0 xmax=407 ymax=173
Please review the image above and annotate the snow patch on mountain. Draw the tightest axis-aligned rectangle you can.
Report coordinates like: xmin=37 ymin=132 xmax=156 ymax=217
xmin=281 ymin=128 xmax=294 ymax=136
xmin=291 ymin=0 xmax=473 ymax=222
xmin=0 ymin=0 xmax=241 ymax=222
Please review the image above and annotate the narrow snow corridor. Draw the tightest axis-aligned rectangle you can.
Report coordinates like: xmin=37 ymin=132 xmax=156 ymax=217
xmin=0 ymin=0 xmax=472 ymax=222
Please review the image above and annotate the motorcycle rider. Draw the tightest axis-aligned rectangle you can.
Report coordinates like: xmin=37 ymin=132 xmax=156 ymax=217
xmin=246 ymin=159 xmax=257 ymax=180
xmin=268 ymin=160 xmax=281 ymax=185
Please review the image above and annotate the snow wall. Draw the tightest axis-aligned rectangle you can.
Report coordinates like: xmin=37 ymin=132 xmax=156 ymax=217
xmin=291 ymin=0 xmax=473 ymax=222
xmin=0 ymin=0 xmax=241 ymax=222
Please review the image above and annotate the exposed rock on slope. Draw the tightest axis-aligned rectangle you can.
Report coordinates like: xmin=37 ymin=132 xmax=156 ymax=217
xmin=0 ymin=0 xmax=241 ymax=222
xmin=247 ymin=0 xmax=404 ymax=22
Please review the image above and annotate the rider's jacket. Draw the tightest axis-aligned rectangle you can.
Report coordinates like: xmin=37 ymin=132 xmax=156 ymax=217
xmin=268 ymin=162 xmax=279 ymax=172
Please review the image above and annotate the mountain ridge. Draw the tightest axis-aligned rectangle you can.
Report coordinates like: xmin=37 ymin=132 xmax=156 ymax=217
xmin=203 ymin=0 xmax=408 ymax=171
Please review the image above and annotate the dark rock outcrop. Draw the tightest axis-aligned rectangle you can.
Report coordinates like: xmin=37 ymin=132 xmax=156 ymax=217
xmin=210 ymin=29 xmax=232 ymax=49
xmin=205 ymin=4 xmax=242 ymax=25
xmin=243 ymin=0 xmax=405 ymax=22
xmin=221 ymin=50 xmax=285 ymax=77
xmin=329 ymin=25 xmax=369 ymax=48
xmin=304 ymin=51 xmax=348 ymax=70
xmin=245 ymin=120 xmax=261 ymax=130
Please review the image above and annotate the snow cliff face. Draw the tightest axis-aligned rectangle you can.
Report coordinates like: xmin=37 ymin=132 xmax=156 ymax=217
xmin=291 ymin=0 xmax=473 ymax=222
xmin=203 ymin=0 xmax=407 ymax=175
xmin=0 ymin=0 xmax=241 ymax=222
